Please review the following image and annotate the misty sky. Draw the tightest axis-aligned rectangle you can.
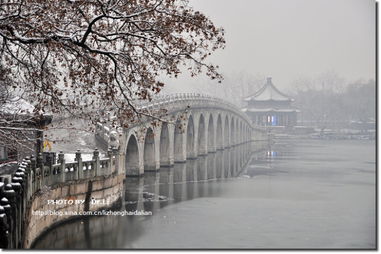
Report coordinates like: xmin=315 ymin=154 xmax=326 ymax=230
xmin=163 ymin=0 xmax=375 ymax=92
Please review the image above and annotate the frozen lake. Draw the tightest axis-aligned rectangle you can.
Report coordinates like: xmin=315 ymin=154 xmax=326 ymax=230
xmin=33 ymin=139 xmax=376 ymax=249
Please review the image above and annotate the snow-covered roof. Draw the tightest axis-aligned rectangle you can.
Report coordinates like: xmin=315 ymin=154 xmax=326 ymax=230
xmin=244 ymin=77 xmax=293 ymax=102
xmin=1 ymin=97 xmax=35 ymax=114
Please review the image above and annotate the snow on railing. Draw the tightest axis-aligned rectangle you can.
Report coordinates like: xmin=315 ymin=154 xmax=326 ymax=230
xmin=96 ymin=93 xmax=267 ymax=140
xmin=135 ymin=93 xmax=251 ymax=124
xmin=0 ymin=148 xmax=120 ymax=248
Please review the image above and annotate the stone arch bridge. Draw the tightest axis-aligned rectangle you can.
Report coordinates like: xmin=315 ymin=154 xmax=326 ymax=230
xmin=96 ymin=93 xmax=267 ymax=176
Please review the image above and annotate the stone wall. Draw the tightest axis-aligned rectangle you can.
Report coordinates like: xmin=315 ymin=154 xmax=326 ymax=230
xmin=24 ymin=173 xmax=124 ymax=248
xmin=0 ymin=148 xmax=125 ymax=249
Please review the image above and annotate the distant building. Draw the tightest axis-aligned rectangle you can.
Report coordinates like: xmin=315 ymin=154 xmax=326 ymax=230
xmin=242 ymin=77 xmax=298 ymax=127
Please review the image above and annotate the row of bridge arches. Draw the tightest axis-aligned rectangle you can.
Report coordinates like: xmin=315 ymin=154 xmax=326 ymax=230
xmin=124 ymin=145 xmax=253 ymax=212
xmin=124 ymin=112 xmax=253 ymax=176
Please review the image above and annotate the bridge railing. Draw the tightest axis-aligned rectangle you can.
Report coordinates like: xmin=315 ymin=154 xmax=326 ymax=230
xmin=96 ymin=93 xmax=268 ymax=146
xmin=0 ymin=148 xmax=119 ymax=249
xmin=134 ymin=93 xmax=253 ymax=125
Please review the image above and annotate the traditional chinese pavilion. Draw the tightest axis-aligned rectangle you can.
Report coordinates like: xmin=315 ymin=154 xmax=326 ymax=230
xmin=243 ymin=77 xmax=298 ymax=127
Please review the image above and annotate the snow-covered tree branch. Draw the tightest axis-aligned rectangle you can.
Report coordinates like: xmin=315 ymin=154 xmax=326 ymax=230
xmin=0 ymin=0 xmax=225 ymax=128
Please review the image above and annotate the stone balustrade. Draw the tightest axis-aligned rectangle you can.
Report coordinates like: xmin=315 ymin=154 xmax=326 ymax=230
xmin=134 ymin=93 xmax=254 ymax=126
xmin=0 ymin=148 xmax=122 ymax=249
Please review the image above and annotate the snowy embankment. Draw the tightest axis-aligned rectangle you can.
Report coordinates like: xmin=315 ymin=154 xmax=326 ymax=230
xmin=44 ymin=117 xmax=106 ymax=156
xmin=63 ymin=153 xmax=106 ymax=163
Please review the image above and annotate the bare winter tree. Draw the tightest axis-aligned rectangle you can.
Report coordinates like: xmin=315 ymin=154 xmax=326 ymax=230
xmin=0 ymin=64 xmax=44 ymax=159
xmin=0 ymin=0 xmax=225 ymax=127
xmin=293 ymin=74 xmax=375 ymax=131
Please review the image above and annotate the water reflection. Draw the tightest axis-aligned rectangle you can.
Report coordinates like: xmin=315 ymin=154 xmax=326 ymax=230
xmin=241 ymin=145 xmax=290 ymax=178
xmin=32 ymin=142 xmax=268 ymax=249
xmin=124 ymin=143 xmax=263 ymax=213
xmin=32 ymin=140 xmax=376 ymax=249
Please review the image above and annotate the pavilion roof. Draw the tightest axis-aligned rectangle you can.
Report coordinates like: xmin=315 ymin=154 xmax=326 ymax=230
xmin=244 ymin=77 xmax=294 ymax=102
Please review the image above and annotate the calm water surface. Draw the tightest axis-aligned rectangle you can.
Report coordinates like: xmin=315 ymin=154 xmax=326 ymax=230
xmin=33 ymin=139 xmax=376 ymax=249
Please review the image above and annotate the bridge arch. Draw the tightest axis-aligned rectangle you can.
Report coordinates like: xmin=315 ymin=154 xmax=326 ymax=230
xmin=216 ymin=114 xmax=223 ymax=150
xmin=230 ymin=118 xmax=235 ymax=145
xmin=224 ymin=116 xmax=230 ymax=148
xmin=245 ymin=124 xmax=248 ymax=142
xmin=187 ymin=115 xmax=196 ymax=159
xmin=242 ymin=123 xmax=245 ymax=143
xmin=144 ymin=127 xmax=155 ymax=171
xmin=125 ymin=134 xmax=140 ymax=176
xmin=160 ymin=122 xmax=170 ymax=166
xmin=243 ymin=125 xmax=245 ymax=141
xmin=235 ymin=119 xmax=239 ymax=144
xmin=240 ymin=122 xmax=243 ymax=144
xmin=207 ymin=114 xmax=215 ymax=152
xmin=174 ymin=118 xmax=185 ymax=162
xmin=198 ymin=114 xmax=206 ymax=155
xmin=245 ymin=124 xmax=247 ymax=141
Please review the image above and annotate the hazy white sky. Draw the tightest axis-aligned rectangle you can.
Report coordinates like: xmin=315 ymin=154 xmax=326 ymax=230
xmin=163 ymin=0 xmax=375 ymax=92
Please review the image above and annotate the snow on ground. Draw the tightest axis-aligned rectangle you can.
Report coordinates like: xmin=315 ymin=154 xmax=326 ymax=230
xmin=44 ymin=117 xmax=106 ymax=155
xmin=1 ymin=97 xmax=35 ymax=114
xmin=64 ymin=153 xmax=106 ymax=163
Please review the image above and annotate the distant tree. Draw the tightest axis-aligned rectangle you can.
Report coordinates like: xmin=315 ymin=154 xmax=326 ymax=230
xmin=208 ymin=72 xmax=264 ymax=107
xmin=0 ymin=65 xmax=10 ymax=105
xmin=0 ymin=0 xmax=225 ymax=127
xmin=344 ymin=79 xmax=375 ymax=123
xmin=0 ymin=64 xmax=42 ymax=159
xmin=293 ymin=76 xmax=375 ymax=129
